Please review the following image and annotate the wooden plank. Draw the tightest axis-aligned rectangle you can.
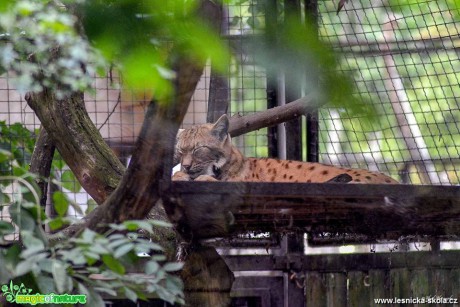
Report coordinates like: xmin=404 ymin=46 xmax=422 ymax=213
xmin=432 ymin=269 xmax=452 ymax=307
xmin=348 ymin=271 xmax=371 ymax=306
xmin=167 ymin=182 xmax=460 ymax=239
xmin=411 ymin=269 xmax=430 ymax=306
xmin=370 ymin=270 xmax=389 ymax=305
xmin=390 ymin=269 xmax=411 ymax=306
xmin=224 ymin=251 xmax=460 ymax=272
xmin=326 ymin=273 xmax=347 ymax=307
xmin=287 ymin=272 xmax=305 ymax=307
xmin=450 ymin=269 xmax=460 ymax=305
xmin=305 ymin=272 xmax=326 ymax=307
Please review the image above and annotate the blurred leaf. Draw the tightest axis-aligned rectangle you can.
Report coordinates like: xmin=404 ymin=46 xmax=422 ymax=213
xmin=78 ymin=283 xmax=104 ymax=307
xmin=0 ymin=149 xmax=12 ymax=163
xmin=145 ymin=261 xmax=159 ymax=275
xmin=20 ymin=231 xmax=45 ymax=255
xmin=124 ymin=287 xmax=138 ymax=302
xmin=9 ymin=203 xmax=36 ymax=231
xmin=114 ymin=243 xmax=134 ymax=258
xmin=149 ymin=220 xmax=173 ymax=228
xmin=85 ymin=199 xmax=97 ymax=215
xmin=0 ymin=191 xmax=11 ymax=205
xmin=162 ymin=262 xmax=183 ymax=272
xmin=52 ymin=191 xmax=69 ymax=217
xmin=102 ymin=254 xmax=125 ymax=275
xmin=52 ymin=261 xmax=69 ymax=293
xmin=0 ymin=221 xmax=14 ymax=236
xmin=36 ymin=275 xmax=56 ymax=295
xmin=15 ymin=259 xmax=35 ymax=276
xmin=48 ymin=217 xmax=70 ymax=231
xmin=61 ymin=170 xmax=81 ymax=192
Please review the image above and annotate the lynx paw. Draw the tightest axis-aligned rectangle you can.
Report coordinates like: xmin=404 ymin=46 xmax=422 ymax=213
xmin=194 ymin=175 xmax=218 ymax=182
xmin=172 ymin=171 xmax=191 ymax=181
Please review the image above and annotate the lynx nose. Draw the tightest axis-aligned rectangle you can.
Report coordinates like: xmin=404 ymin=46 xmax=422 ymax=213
xmin=182 ymin=163 xmax=191 ymax=172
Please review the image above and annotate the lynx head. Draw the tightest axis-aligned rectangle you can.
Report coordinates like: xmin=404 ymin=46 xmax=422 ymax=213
xmin=175 ymin=115 xmax=232 ymax=180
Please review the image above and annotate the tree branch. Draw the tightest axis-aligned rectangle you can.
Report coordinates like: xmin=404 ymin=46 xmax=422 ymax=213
xmin=25 ymin=91 xmax=125 ymax=205
xmin=29 ymin=127 xmax=55 ymax=207
xmin=228 ymin=94 xmax=321 ymax=137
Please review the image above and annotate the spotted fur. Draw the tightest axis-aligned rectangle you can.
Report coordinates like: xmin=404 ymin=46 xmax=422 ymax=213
xmin=173 ymin=115 xmax=398 ymax=184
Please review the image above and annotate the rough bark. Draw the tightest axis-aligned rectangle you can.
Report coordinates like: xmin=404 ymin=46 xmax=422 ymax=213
xmin=25 ymin=90 xmax=125 ymax=205
xmin=29 ymin=128 xmax=55 ymax=207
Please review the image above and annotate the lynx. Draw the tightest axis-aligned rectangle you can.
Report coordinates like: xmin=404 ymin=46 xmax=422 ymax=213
xmin=173 ymin=115 xmax=398 ymax=184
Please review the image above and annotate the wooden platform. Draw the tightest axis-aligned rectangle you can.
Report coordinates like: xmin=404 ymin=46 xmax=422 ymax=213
xmin=166 ymin=182 xmax=460 ymax=242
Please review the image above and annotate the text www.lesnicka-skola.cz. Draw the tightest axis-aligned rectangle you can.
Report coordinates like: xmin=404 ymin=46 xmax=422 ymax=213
xmin=374 ymin=296 xmax=458 ymax=304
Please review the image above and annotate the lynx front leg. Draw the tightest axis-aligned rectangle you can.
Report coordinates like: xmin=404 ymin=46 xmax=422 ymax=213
xmin=194 ymin=175 xmax=218 ymax=182
xmin=172 ymin=171 xmax=191 ymax=181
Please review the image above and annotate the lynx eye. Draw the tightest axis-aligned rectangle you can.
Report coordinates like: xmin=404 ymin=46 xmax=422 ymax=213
xmin=192 ymin=146 xmax=212 ymax=158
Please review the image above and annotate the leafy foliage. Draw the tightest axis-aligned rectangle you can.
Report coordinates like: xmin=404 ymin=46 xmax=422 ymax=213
xmin=0 ymin=122 xmax=183 ymax=304
xmin=0 ymin=0 xmax=105 ymax=97
xmin=0 ymin=172 xmax=184 ymax=305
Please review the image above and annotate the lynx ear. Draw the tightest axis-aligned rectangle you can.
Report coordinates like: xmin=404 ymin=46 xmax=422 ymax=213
xmin=211 ymin=114 xmax=229 ymax=141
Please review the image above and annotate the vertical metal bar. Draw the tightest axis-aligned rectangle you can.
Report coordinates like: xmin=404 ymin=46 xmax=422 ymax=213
xmin=284 ymin=0 xmax=303 ymax=161
xmin=305 ymin=0 xmax=319 ymax=163
xmin=265 ymin=0 xmax=279 ymax=158
xmin=207 ymin=67 xmax=229 ymax=123
xmin=207 ymin=6 xmax=229 ymax=123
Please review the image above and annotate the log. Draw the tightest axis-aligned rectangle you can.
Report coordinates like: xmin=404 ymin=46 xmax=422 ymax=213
xmin=228 ymin=95 xmax=320 ymax=137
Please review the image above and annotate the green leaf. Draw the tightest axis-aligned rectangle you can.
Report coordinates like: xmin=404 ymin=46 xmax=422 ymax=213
xmin=85 ymin=199 xmax=97 ymax=214
xmin=81 ymin=229 xmax=96 ymax=242
xmin=114 ymin=243 xmax=134 ymax=258
xmin=124 ymin=287 xmax=137 ymax=302
xmin=78 ymin=283 xmax=103 ymax=307
xmin=36 ymin=275 xmax=56 ymax=296
xmin=48 ymin=217 xmax=70 ymax=231
xmin=149 ymin=220 xmax=173 ymax=228
xmin=0 ymin=191 xmax=11 ymax=205
xmin=52 ymin=261 xmax=69 ymax=293
xmin=89 ymin=243 xmax=110 ymax=255
xmin=0 ymin=149 xmax=12 ymax=163
xmin=52 ymin=191 xmax=69 ymax=217
xmin=15 ymin=259 xmax=35 ymax=276
xmin=0 ymin=221 xmax=14 ymax=236
xmin=162 ymin=262 xmax=184 ymax=272
xmin=0 ymin=253 xmax=12 ymax=284
xmin=145 ymin=261 xmax=159 ymax=275
xmin=107 ymin=238 xmax=130 ymax=250
xmin=61 ymin=170 xmax=81 ymax=192
xmin=9 ymin=203 xmax=36 ymax=232
xmin=102 ymin=254 xmax=125 ymax=275
xmin=21 ymin=230 xmax=45 ymax=248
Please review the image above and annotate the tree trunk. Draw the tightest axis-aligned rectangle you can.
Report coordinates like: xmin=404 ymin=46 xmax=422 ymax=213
xmin=26 ymin=1 xmax=234 ymax=305
xmin=25 ymin=91 xmax=125 ymax=205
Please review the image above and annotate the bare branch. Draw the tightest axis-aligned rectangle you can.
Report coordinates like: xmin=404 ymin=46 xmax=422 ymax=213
xmin=228 ymin=95 xmax=321 ymax=137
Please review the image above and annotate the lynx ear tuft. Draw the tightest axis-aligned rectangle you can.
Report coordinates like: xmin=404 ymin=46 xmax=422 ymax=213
xmin=211 ymin=114 xmax=229 ymax=141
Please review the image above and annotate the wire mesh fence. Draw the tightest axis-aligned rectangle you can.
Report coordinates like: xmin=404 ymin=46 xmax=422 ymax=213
xmin=0 ymin=0 xmax=459 ymax=235
xmin=318 ymin=0 xmax=460 ymax=184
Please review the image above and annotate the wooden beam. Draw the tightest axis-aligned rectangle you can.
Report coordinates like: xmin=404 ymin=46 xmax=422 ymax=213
xmin=224 ymin=251 xmax=460 ymax=272
xmin=166 ymin=182 xmax=460 ymax=240
xmin=228 ymin=95 xmax=320 ymax=137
